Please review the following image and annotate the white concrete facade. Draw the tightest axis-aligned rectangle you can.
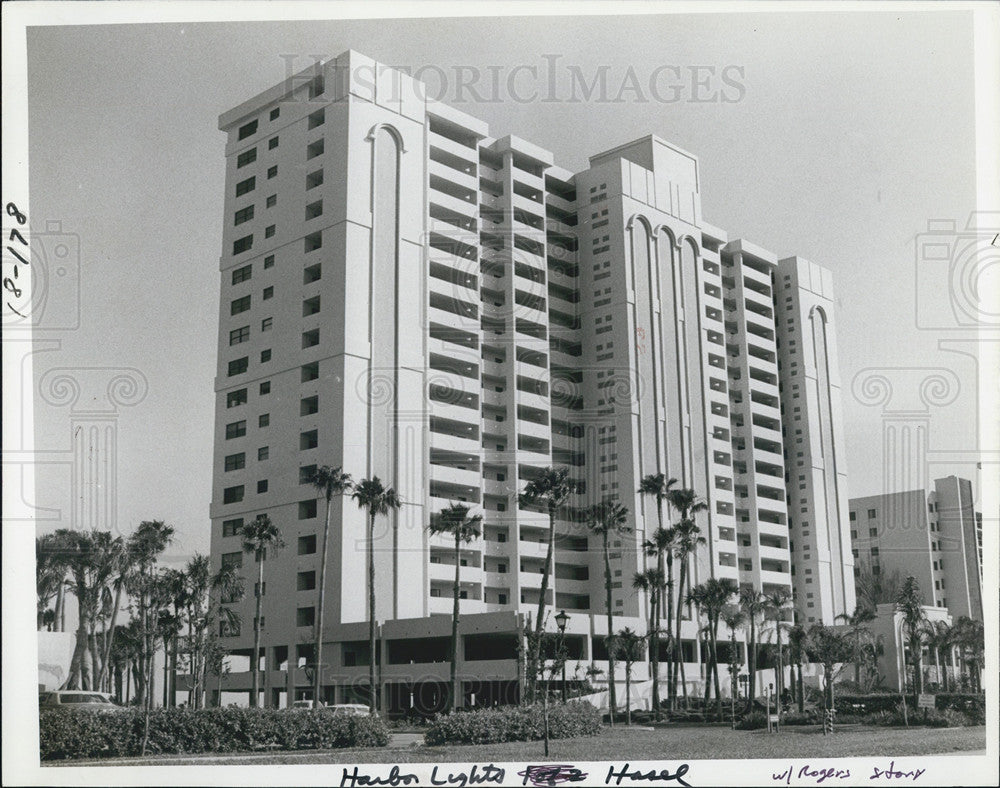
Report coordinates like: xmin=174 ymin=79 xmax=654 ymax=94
xmin=209 ymin=52 xmax=855 ymax=710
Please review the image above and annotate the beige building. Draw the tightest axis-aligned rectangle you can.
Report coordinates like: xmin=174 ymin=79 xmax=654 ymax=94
xmin=208 ymin=51 xmax=855 ymax=711
xmin=849 ymin=476 xmax=983 ymax=621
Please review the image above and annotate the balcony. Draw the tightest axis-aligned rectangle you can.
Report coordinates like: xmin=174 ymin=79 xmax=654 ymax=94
xmin=429 ymin=158 xmax=477 ymax=192
xmin=429 ymin=463 xmax=481 ymax=489
xmin=545 ymin=191 xmax=575 ymax=215
xmin=429 ymin=132 xmax=478 ymax=165
xmin=429 ymin=187 xmax=478 ymax=220
xmin=517 ymin=389 xmax=549 ymax=412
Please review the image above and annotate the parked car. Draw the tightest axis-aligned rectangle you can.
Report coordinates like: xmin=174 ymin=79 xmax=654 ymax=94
xmin=326 ymin=703 xmax=369 ymax=717
xmin=290 ymin=699 xmax=324 ymax=710
xmin=39 ymin=691 xmax=123 ymax=712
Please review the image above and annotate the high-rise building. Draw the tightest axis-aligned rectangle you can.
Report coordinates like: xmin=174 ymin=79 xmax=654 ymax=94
xmin=208 ymin=51 xmax=854 ymax=710
xmin=849 ymin=475 xmax=983 ymax=621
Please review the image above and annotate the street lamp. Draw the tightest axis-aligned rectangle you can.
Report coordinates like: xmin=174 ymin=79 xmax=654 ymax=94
xmin=555 ymin=610 xmax=569 ymax=703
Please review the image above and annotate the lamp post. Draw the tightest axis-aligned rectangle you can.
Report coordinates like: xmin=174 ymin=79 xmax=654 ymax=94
xmin=555 ymin=609 xmax=569 ymax=703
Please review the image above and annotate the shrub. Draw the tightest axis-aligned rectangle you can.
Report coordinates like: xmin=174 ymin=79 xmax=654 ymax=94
xmin=39 ymin=708 xmax=389 ymax=761
xmin=424 ymin=702 xmax=601 ymax=746
xmin=734 ymin=711 xmax=767 ymax=730
xmin=782 ymin=711 xmax=818 ymax=726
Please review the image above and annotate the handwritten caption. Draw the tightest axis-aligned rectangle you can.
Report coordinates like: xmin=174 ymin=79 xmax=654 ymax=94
xmin=3 ymin=202 xmax=30 ymax=319
xmin=339 ymin=761 xmax=692 ymax=787
xmin=772 ymin=761 xmax=926 ymax=785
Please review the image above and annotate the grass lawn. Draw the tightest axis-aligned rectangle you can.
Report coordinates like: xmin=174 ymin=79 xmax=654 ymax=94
xmin=49 ymin=724 xmax=986 ymax=767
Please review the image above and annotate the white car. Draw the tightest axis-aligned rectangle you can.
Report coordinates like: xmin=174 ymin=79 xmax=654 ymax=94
xmin=326 ymin=703 xmax=369 ymax=717
xmin=39 ymin=691 xmax=123 ymax=712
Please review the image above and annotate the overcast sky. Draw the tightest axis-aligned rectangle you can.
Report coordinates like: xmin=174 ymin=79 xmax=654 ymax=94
xmin=24 ymin=8 xmax=984 ymax=563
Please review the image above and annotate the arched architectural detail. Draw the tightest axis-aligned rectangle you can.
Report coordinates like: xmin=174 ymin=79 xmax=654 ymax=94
xmin=364 ymin=122 xmax=407 ymax=152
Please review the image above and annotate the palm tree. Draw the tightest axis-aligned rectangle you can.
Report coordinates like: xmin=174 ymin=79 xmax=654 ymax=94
xmin=722 ymin=605 xmax=745 ymax=710
xmin=835 ymin=604 xmax=877 ymax=687
xmin=36 ymin=534 xmax=68 ymax=631
xmin=241 ymin=514 xmax=283 ymax=708
xmin=306 ymin=465 xmax=354 ymax=706
xmin=696 ymin=578 xmax=738 ymax=720
xmin=632 ymin=567 xmax=665 ymax=719
xmin=641 ymin=523 xmax=677 ymax=715
xmin=952 ymin=616 xmax=984 ymax=693
xmin=127 ymin=520 xmax=174 ymax=709
xmin=764 ymin=588 xmax=792 ymax=717
xmin=739 ymin=586 xmax=767 ymax=707
xmin=352 ymin=476 xmax=403 ymax=715
xmin=614 ymin=628 xmax=645 ymax=725
xmin=517 ymin=466 xmax=575 ymax=703
xmin=96 ymin=536 xmax=133 ymax=692
xmin=637 ymin=475 xmax=678 ymax=633
xmin=894 ymin=576 xmax=926 ymax=704
xmin=854 ymin=559 xmax=904 ymax=614
xmin=428 ymin=502 xmax=482 ymax=712
xmin=667 ymin=489 xmax=707 ymax=708
xmin=919 ymin=619 xmax=952 ymax=692
xmin=587 ymin=497 xmax=630 ymax=724
xmin=786 ymin=623 xmax=809 ymax=711
xmin=807 ymin=624 xmax=855 ymax=711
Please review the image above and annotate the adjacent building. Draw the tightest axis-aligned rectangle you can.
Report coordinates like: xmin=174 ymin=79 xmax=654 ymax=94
xmin=208 ymin=51 xmax=855 ymax=711
xmin=849 ymin=475 xmax=983 ymax=621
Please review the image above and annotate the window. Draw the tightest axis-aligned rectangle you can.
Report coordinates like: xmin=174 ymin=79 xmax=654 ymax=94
xmin=234 ymin=205 xmax=254 ymax=225
xmin=261 ymin=317 xmax=273 ymax=331
xmin=258 ymin=446 xmax=269 ymax=461
xmin=225 ymin=420 xmax=246 ymax=439
xmin=498 ymin=593 xmax=508 ymax=605
xmin=867 ymin=509 xmax=876 ymax=518
xmin=300 ymin=430 xmax=318 ymax=450
xmin=270 ymin=107 xmax=280 ymax=121
xmin=308 ymin=108 xmax=324 ymax=129
xmin=233 ymin=235 xmax=253 ymax=255
xmin=232 ymin=264 xmax=252 ymax=285
xmin=222 ymin=518 xmax=242 ymax=537
xmin=297 ymin=607 xmax=315 ymax=628
xmin=236 ymin=148 xmax=257 ymax=168
xmin=266 ymin=194 xmax=277 ymax=208
xmin=260 ymin=349 xmax=271 ymax=363
xmin=849 ymin=511 xmax=856 ymax=521
xmin=231 ymin=295 xmax=251 ymax=315
xmin=301 ymin=362 xmax=319 ymax=382
xmin=238 ymin=119 xmax=258 ymax=140
xmin=264 ymin=225 xmax=276 ymax=239
xmin=297 ymin=571 xmax=317 ymax=591
xmin=228 ymin=357 xmax=248 ymax=376
xmin=869 ymin=528 xmax=878 ymax=537
xmin=227 ymin=389 xmax=248 ymax=408
xmin=304 ymin=232 xmax=322 ymax=252
xmin=300 ymin=396 xmax=319 ymax=416
xmin=230 ymin=326 xmax=250 ymax=345
xmin=223 ymin=485 xmax=244 ymax=504
xmin=267 ymin=165 xmax=277 ymax=179
xmin=302 ymin=329 xmax=319 ymax=348
xmin=306 ymin=169 xmax=323 ymax=190
xmin=298 ymin=500 xmax=317 ymax=520
xmin=307 ymin=138 xmax=324 ymax=159
xmin=224 ymin=453 xmax=245 ymax=471
xmin=304 ymin=264 xmax=321 ymax=283
xmin=259 ymin=381 xmax=271 ymax=395
xmin=236 ymin=176 xmax=255 ymax=197
xmin=299 ymin=465 xmax=317 ymax=484
xmin=305 ymin=200 xmax=323 ymax=220
xmin=298 ymin=535 xmax=317 ymax=554
xmin=303 ymin=295 xmax=321 ymax=316
xmin=257 ymin=480 xmax=268 ymax=494
xmin=264 ymin=254 xmax=275 ymax=269
xmin=258 ymin=413 xmax=270 ymax=427
xmin=268 ymin=136 xmax=279 ymax=150
xmin=221 ymin=551 xmax=243 ymax=570
xmin=263 ymin=286 xmax=274 ymax=300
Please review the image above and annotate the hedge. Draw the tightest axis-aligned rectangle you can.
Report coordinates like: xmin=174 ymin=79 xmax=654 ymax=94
xmin=424 ymin=702 xmax=602 ymax=746
xmin=833 ymin=693 xmax=984 ymax=718
xmin=40 ymin=707 xmax=389 ymax=761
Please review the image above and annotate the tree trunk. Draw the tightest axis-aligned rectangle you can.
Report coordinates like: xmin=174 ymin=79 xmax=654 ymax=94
xmin=625 ymin=663 xmax=632 ymax=725
xmin=650 ymin=587 xmax=660 ymax=721
xmin=251 ymin=554 xmax=264 ymax=708
xmin=97 ymin=582 xmax=124 ymax=690
xmin=747 ymin=619 xmax=757 ymax=706
xmin=450 ymin=530 xmax=462 ymax=712
xmin=665 ymin=551 xmax=675 ymax=709
xmin=712 ymin=621 xmax=722 ymax=721
xmin=368 ymin=512 xmax=378 ymax=715
xmin=797 ymin=663 xmax=804 ymax=713
xmin=531 ymin=508 xmax=557 ymax=704
xmin=604 ymin=533 xmax=616 ymax=726
xmin=674 ymin=560 xmax=688 ymax=708
xmin=314 ymin=494 xmax=333 ymax=705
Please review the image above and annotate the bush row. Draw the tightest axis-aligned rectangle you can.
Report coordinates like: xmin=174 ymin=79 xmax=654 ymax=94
xmin=424 ymin=702 xmax=602 ymax=746
xmin=40 ymin=707 xmax=389 ymax=761
xmin=833 ymin=692 xmax=984 ymax=715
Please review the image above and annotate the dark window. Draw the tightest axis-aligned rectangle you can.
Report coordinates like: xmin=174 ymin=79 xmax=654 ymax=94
xmin=227 ymin=389 xmax=248 ymax=408
xmin=263 ymin=254 xmax=275 ymax=269
xmin=299 ymin=464 xmax=317 ymax=484
xmin=304 ymin=264 xmax=321 ymax=283
xmin=233 ymin=235 xmax=253 ymax=255
xmin=259 ymin=381 xmax=271 ymax=395
xmin=230 ymin=326 xmax=250 ymax=345
xmin=236 ymin=176 xmax=255 ymax=197
xmin=301 ymin=362 xmax=319 ymax=382
xmin=296 ymin=607 xmax=315 ymax=627
xmin=238 ymin=119 xmax=258 ymax=140
xmin=223 ymin=485 xmax=244 ymax=504
xmin=269 ymin=107 xmax=279 ymax=121
xmin=234 ymin=205 xmax=254 ymax=226
xmin=298 ymin=534 xmax=317 ymax=554
xmin=267 ymin=165 xmax=278 ymax=179
xmin=308 ymin=108 xmax=324 ymax=129
xmin=224 ymin=453 xmax=245 ymax=471
xmin=268 ymin=136 xmax=279 ymax=150
xmin=263 ymin=286 xmax=274 ymax=301
xmin=257 ymin=479 xmax=268 ymax=493
xmin=236 ymin=148 xmax=257 ymax=168
xmin=305 ymin=200 xmax=323 ymax=220
xmin=297 ymin=571 xmax=316 ymax=591
xmin=258 ymin=413 xmax=270 ymax=427
xmin=304 ymin=232 xmax=322 ymax=252
xmin=258 ymin=446 xmax=269 ymax=461
xmin=867 ymin=509 xmax=876 ymax=518
xmin=261 ymin=317 xmax=273 ymax=331
xmin=300 ymin=396 xmax=319 ymax=416
xmin=228 ymin=357 xmax=249 ymax=376
xmin=260 ymin=349 xmax=271 ymax=363
xmin=300 ymin=430 xmax=318 ymax=450
xmin=222 ymin=551 xmax=243 ymax=569
xmin=222 ymin=518 xmax=243 ymax=537
xmin=232 ymin=264 xmax=252 ymax=285
xmin=266 ymin=194 xmax=277 ymax=208
xmin=225 ymin=420 xmax=246 ymax=439
xmin=231 ymin=295 xmax=251 ymax=315
xmin=303 ymin=295 xmax=321 ymax=316
xmin=298 ymin=499 xmax=317 ymax=519
xmin=264 ymin=225 xmax=275 ymax=239
xmin=306 ymin=169 xmax=323 ymax=190
xmin=302 ymin=329 xmax=319 ymax=348
xmin=307 ymin=138 xmax=324 ymax=159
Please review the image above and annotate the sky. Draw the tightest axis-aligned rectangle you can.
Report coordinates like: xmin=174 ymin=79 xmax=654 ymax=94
xmin=21 ymin=7 xmax=987 ymax=564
